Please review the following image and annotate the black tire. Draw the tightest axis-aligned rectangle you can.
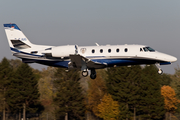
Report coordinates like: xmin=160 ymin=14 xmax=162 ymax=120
xmin=90 ymin=73 xmax=96 ymax=79
xmin=90 ymin=69 xmax=96 ymax=79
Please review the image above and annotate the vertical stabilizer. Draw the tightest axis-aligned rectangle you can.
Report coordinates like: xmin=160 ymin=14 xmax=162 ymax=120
xmin=4 ymin=23 xmax=33 ymax=49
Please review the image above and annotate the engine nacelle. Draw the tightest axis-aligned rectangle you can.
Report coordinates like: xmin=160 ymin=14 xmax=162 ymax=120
xmin=51 ymin=45 xmax=76 ymax=57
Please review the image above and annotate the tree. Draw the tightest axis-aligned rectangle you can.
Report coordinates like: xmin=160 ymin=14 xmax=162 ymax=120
xmin=9 ymin=59 xmax=22 ymax=70
xmin=161 ymin=86 xmax=179 ymax=111
xmin=170 ymin=66 xmax=180 ymax=99
xmin=106 ymin=65 xmax=142 ymax=120
xmin=159 ymin=74 xmax=172 ymax=86
xmin=139 ymin=65 xmax=165 ymax=120
xmin=0 ymin=57 xmax=13 ymax=120
xmin=5 ymin=63 xmax=40 ymax=120
xmin=97 ymin=94 xmax=120 ymax=120
xmin=38 ymin=67 xmax=56 ymax=119
xmin=53 ymin=68 xmax=85 ymax=120
xmin=170 ymin=66 xmax=180 ymax=115
xmin=161 ymin=85 xmax=180 ymax=120
xmin=106 ymin=65 xmax=165 ymax=120
xmin=87 ymin=69 xmax=107 ymax=117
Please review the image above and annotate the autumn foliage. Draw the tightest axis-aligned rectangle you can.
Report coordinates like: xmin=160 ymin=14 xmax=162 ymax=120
xmin=97 ymin=94 xmax=120 ymax=120
xmin=161 ymin=85 xmax=180 ymax=112
xmin=87 ymin=70 xmax=107 ymax=116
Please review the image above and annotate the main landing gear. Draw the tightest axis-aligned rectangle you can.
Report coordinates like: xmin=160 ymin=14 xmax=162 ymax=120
xmin=90 ymin=69 xmax=96 ymax=79
xmin=81 ymin=69 xmax=97 ymax=79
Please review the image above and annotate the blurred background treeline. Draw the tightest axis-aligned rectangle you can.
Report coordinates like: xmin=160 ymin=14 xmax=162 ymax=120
xmin=0 ymin=57 xmax=180 ymax=120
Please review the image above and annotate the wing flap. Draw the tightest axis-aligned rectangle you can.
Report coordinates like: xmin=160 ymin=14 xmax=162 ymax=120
xmin=69 ymin=54 xmax=106 ymax=69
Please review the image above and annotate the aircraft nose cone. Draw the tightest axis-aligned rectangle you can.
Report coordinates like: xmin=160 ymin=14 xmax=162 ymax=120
xmin=157 ymin=52 xmax=177 ymax=63
xmin=170 ymin=56 xmax=177 ymax=63
xmin=165 ymin=54 xmax=177 ymax=63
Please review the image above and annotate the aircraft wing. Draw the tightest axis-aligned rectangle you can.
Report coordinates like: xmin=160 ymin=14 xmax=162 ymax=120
xmin=69 ymin=54 xmax=106 ymax=69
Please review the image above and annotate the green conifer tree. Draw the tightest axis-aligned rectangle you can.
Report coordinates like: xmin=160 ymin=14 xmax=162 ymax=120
xmin=159 ymin=74 xmax=172 ymax=86
xmin=53 ymin=68 xmax=85 ymax=120
xmin=139 ymin=65 xmax=165 ymax=120
xmin=106 ymin=65 xmax=142 ymax=120
xmin=170 ymin=66 xmax=180 ymax=114
xmin=0 ymin=57 xmax=12 ymax=87
xmin=170 ymin=66 xmax=180 ymax=99
xmin=106 ymin=65 xmax=165 ymax=120
xmin=5 ymin=63 xmax=41 ymax=119
xmin=0 ymin=57 xmax=13 ymax=120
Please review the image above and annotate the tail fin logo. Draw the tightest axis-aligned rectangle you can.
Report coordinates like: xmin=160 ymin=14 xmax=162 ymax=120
xmin=10 ymin=25 xmax=15 ymax=31
xmin=4 ymin=23 xmax=21 ymax=31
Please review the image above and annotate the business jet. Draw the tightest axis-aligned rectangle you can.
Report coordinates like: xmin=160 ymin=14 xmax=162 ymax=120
xmin=3 ymin=23 xmax=177 ymax=79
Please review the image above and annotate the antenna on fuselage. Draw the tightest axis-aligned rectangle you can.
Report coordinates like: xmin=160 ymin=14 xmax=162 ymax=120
xmin=95 ymin=43 xmax=99 ymax=46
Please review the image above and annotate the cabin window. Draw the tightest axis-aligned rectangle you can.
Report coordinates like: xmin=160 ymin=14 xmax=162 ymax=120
xmin=140 ymin=48 xmax=143 ymax=52
xmin=100 ymin=49 xmax=103 ymax=53
xmin=116 ymin=48 xmax=119 ymax=52
xmin=92 ymin=49 xmax=95 ymax=53
xmin=124 ymin=48 xmax=128 ymax=52
xmin=108 ymin=49 xmax=111 ymax=53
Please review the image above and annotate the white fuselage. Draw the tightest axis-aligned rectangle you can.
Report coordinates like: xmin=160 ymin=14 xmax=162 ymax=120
xmin=11 ymin=44 xmax=176 ymax=69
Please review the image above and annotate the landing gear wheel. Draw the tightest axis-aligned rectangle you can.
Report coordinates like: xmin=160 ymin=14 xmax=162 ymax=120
xmin=90 ymin=69 xmax=96 ymax=79
xmin=158 ymin=69 xmax=163 ymax=75
xmin=90 ymin=74 xmax=96 ymax=79
xmin=82 ymin=71 xmax=88 ymax=77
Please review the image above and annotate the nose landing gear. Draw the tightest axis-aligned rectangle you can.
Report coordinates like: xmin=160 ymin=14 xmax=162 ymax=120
xmin=158 ymin=68 xmax=163 ymax=75
xmin=155 ymin=63 xmax=163 ymax=75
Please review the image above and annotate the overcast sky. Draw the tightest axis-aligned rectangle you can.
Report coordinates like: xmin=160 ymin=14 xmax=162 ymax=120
xmin=0 ymin=1 xmax=180 ymax=74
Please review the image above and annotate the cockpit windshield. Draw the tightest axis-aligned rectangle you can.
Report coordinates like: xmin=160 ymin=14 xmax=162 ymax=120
xmin=143 ymin=47 xmax=148 ymax=52
xmin=146 ymin=47 xmax=155 ymax=52
xmin=142 ymin=47 xmax=155 ymax=52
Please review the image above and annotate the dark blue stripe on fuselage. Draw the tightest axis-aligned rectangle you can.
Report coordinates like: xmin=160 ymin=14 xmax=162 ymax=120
xmin=23 ymin=58 xmax=164 ymax=69
xmin=22 ymin=58 xmax=69 ymax=68
xmin=11 ymin=47 xmax=42 ymax=57
xmin=91 ymin=58 xmax=162 ymax=67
